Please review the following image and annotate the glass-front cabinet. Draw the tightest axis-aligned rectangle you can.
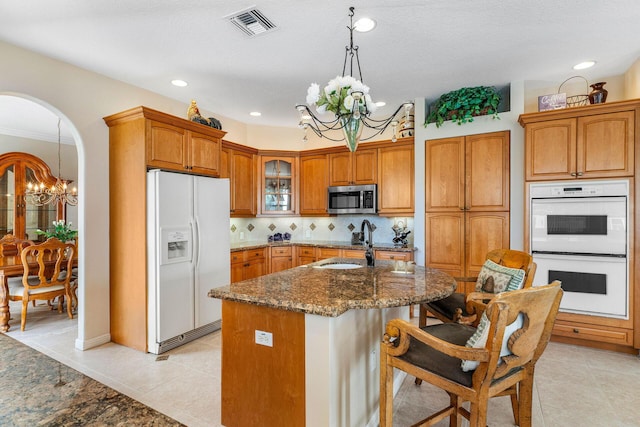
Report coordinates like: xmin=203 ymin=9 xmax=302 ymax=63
xmin=0 ymin=152 xmax=62 ymax=241
xmin=260 ymin=155 xmax=296 ymax=215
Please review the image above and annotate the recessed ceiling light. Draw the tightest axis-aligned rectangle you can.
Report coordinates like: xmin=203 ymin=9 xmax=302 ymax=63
xmin=573 ymin=61 xmax=596 ymax=70
xmin=375 ymin=101 xmax=386 ymax=107
xmin=171 ymin=79 xmax=188 ymax=87
xmin=249 ymin=111 xmax=262 ymax=117
xmin=354 ymin=17 xmax=376 ymax=32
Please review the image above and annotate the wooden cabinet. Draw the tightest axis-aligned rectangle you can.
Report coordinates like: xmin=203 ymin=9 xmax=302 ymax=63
xmin=295 ymin=246 xmax=316 ymax=266
xmin=329 ymin=148 xmax=377 ymax=186
xmin=520 ymin=104 xmax=635 ymax=181
xmin=270 ymin=246 xmax=293 ymax=273
xmin=231 ymin=248 xmax=267 ymax=283
xmin=221 ymin=141 xmax=257 ymax=217
xmin=343 ymin=249 xmax=366 ymax=259
xmin=146 ymin=119 xmax=223 ymax=177
xmin=104 ymin=106 xmax=228 ymax=351
xmin=316 ymin=247 xmax=341 ymax=260
xmin=0 ymin=152 xmax=63 ymax=240
xmin=375 ymin=250 xmax=413 ymax=261
xmin=259 ymin=155 xmax=297 ymax=215
xmin=377 ymin=140 xmax=415 ymax=215
xmin=299 ymin=153 xmax=329 ymax=216
xmin=425 ymin=131 xmax=510 ymax=294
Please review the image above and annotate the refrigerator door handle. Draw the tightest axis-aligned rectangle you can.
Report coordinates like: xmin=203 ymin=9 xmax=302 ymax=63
xmin=192 ymin=218 xmax=200 ymax=268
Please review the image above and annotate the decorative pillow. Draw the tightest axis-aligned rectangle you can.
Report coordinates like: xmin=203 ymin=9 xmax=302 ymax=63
xmin=461 ymin=311 xmax=525 ymax=372
xmin=475 ymin=259 xmax=526 ymax=293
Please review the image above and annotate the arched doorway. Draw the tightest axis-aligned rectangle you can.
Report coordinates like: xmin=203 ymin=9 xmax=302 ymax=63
xmin=0 ymin=93 xmax=83 ymax=343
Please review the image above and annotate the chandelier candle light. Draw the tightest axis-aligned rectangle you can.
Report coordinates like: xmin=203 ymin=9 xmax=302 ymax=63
xmin=296 ymin=7 xmax=413 ymax=152
xmin=26 ymin=118 xmax=78 ymax=206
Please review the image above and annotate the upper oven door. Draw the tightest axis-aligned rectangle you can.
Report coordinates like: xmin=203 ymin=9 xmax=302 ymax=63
xmin=530 ymin=196 xmax=627 ymax=256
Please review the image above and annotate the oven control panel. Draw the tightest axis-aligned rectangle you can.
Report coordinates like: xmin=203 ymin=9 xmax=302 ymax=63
xmin=550 ymin=185 xmax=602 ymax=196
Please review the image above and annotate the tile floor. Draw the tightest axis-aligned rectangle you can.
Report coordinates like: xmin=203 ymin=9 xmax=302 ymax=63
xmin=6 ymin=302 xmax=640 ymax=427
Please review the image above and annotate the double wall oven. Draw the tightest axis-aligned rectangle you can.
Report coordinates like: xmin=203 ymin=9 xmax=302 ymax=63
xmin=529 ymin=180 xmax=629 ymax=319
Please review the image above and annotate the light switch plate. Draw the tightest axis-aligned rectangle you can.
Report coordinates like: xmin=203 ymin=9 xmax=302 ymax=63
xmin=255 ymin=330 xmax=273 ymax=347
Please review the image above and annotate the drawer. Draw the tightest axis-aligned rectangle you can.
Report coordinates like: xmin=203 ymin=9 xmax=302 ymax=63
xmin=230 ymin=252 xmax=243 ymax=263
xmin=298 ymin=247 xmax=315 ymax=257
xmin=343 ymin=249 xmax=365 ymax=259
xmin=553 ymin=322 xmax=633 ymax=346
xmin=375 ymin=250 xmax=413 ymax=261
xmin=317 ymin=248 xmax=341 ymax=259
xmin=246 ymin=248 xmax=265 ymax=260
xmin=271 ymin=246 xmax=292 ymax=257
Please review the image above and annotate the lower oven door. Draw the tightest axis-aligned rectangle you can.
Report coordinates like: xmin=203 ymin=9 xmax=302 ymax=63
xmin=532 ymin=253 xmax=628 ymax=319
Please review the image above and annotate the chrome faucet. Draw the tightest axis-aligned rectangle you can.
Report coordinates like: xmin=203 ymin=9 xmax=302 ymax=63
xmin=361 ymin=219 xmax=375 ymax=266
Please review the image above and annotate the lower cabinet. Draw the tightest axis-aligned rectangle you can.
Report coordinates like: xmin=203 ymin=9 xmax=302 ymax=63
xmin=296 ymin=246 xmax=316 ymax=266
xmin=231 ymin=248 xmax=266 ymax=283
xmin=270 ymin=246 xmax=293 ymax=273
xmin=375 ymin=250 xmax=413 ymax=261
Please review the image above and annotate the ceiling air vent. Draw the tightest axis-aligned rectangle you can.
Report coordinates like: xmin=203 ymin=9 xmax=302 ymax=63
xmin=226 ymin=7 xmax=277 ymax=37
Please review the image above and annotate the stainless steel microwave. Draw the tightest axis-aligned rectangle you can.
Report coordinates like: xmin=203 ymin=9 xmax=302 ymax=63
xmin=327 ymin=184 xmax=377 ymax=214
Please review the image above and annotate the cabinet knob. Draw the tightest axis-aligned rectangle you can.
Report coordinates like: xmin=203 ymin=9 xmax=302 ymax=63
xmin=573 ymin=328 xmax=579 ymax=333
xmin=577 ymin=172 xmax=583 ymax=177
xmin=570 ymin=172 xmax=577 ymax=177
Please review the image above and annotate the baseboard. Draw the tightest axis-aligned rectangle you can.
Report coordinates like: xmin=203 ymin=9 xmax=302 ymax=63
xmin=75 ymin=333 xmax=111 ymax=351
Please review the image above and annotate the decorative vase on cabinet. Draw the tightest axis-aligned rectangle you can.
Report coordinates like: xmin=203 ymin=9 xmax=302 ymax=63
xmin=588 ymin=82 xmax=608 ymax=104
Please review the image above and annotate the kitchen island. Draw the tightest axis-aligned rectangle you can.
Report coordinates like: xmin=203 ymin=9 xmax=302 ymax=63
xmin=208 ymin=258 xmax=456 ymax=427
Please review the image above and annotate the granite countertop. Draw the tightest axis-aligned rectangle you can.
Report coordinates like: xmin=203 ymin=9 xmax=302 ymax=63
xmin=230 ymin=240 xmax=415 ymax=252
xmin=208 ymin=258 xmax=456 ymax=317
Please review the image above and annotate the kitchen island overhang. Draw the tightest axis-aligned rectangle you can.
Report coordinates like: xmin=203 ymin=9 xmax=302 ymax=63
xmin=209 ymin=258 xmax=456 ymax=427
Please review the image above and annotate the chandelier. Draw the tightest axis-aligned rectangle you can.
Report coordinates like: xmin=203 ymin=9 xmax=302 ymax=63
xmin=296 ymin=6 xmax=414 ymax=152
xmin=26 ymin=118 xmax=78 ymax=206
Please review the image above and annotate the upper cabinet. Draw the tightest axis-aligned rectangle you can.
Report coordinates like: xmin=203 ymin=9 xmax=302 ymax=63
xmin=519 ymin=100 xmax=637 ymax=181
xmin=328 ymin=148 xmax=377 ymax=186
xmin=0 ymin=152 xmax=62 ymax=240
xmin=259 ymin=154 xmax=297 ymax=215
xmin=299 ymin=153 xmax=329 ymax=216
xmin=221 ymin=141 xmax=257 ymax=217
xmin=377 ymin=140 xmax=415 ymax=215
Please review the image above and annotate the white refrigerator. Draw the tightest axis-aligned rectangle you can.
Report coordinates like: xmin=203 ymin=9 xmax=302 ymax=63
xmin=147 ymin=170 xmax=230 ymax=354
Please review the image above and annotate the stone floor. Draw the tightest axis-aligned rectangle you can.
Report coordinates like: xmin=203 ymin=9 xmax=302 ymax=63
xmin=4 ymin=302 xmax=640 ymax=426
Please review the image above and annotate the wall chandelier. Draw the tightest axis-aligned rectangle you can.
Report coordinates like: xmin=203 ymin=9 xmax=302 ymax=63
xmin=296 ymin=6 xmax=414 ymax=152
xmin=26 ymin=118 xmax=78 ymax=206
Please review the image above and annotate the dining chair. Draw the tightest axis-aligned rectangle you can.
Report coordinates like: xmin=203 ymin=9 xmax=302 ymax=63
xmin=380 ymin=282 xmax=563 ymax=427
xmin=7 ymin=237 xmax=76 ymax=331
xmin=419 ymin=249 xmax=537 ymax=328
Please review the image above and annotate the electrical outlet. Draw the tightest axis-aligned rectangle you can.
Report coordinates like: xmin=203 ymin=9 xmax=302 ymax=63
xmin=240 ymin=231 xmax=245 ymax=240
xmin=255 ymin=330 xmax=273 ymax=347
xmin=305 ymin=229 xmax=311 ymax=238
xmin=370 ymin=349 xmax=377 ymax=371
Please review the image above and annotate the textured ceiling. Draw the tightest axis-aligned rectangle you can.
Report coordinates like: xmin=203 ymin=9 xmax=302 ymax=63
xmin=1 ymin=0 xmax=639 ymax=139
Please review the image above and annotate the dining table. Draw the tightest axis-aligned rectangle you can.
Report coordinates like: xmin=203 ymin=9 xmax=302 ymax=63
xmin=0 ymin=254 xmax=78 ymax=332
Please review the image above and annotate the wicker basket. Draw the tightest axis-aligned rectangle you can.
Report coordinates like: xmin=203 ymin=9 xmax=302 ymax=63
xmin=558 ymin=76 xmax=589 ymax=107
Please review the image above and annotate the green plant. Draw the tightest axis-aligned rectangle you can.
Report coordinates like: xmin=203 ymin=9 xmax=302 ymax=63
xmin=425 ymin=86 xmax=501 ymax=127
xmin=35 ymin=220 xmax=77 ymax=242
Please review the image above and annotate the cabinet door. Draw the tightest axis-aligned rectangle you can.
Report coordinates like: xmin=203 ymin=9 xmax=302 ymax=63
xmin=425 ymin=137 xmax=465 ymax=211
xmin=317 ymin=247 xmax=341 ymax=260
xmin=231 ymin=150 xmax=256 ymax=216
xmin=271 ymin=256 xmax=293 ymax=273
xmin=578 ymin=111 xmax=634 ymax=178
xmin=299 ymin=154 xmax=329 ymax=215
xmin=146 ymin=121 xmax=188 ymax=172
xmin=343 ymin=249 xmax=365 ymax=259
xmin=465 ymin=211 xmax=510 ymax=279
xmin=378 ymin=145 xmax=414 ymax=215
xmin=189 ymin=131 xmax=220 ymax=177
xmin=328 ymin=152 xmax=352 ymax=186
xmin=244 ymin=258 xmax=265 ymax=280
xmin=524 ymin=118 xmax=577 ymax=180
xmin=231 ymin=261 xmax=244 ymax=283
xmin=466 ymin=131 xmax=509 ymax=211
xmin=261 ymin=157 xmax=296 ymax=215
xmin=353 ymin=149 xmax=377 ymax=184
xmin=220 ymin=147 xmax=230 ymax=179
xmin=425 ymin=212 xmax=464 ymax=278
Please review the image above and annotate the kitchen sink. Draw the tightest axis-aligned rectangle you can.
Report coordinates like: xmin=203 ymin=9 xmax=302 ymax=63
xmin=312 ymin=262 xmax=364 ymax=270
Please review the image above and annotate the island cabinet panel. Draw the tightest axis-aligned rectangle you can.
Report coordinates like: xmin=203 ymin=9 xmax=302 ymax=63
xmin=299 ymin=154 xmax=329 ymax=216
xmin=377 ymin=142 xmax=414 ymax=215
xmin=222 ymin=301 xmax=305 ymax=427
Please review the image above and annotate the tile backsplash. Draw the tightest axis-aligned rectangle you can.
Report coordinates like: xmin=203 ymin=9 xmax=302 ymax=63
xmin=230 ymin=215 xmax=414 ymax=246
